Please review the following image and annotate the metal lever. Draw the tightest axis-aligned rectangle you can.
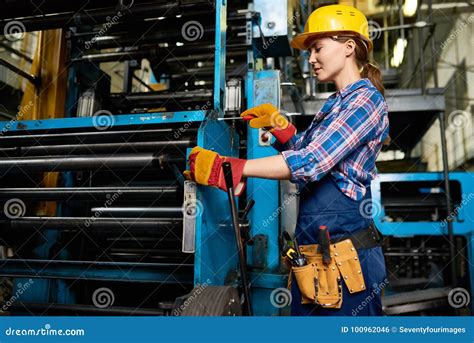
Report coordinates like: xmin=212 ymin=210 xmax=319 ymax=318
xmin=241 ymin=199 xmax=255 ymax=221
xmin=222 ymin=161 xmax=253 ymax=316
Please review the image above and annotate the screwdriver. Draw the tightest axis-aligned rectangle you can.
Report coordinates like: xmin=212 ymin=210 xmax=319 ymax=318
xmin=319 ymin=225 xmax=331 ymax=264
xmin=292 ymin=236 xmax=307 ymax=267
xmin=216 ymin=113 xmax=301 ymax=121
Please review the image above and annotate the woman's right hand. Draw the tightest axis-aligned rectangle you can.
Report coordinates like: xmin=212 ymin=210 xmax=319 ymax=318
xmin=240 ymin=103 xmax=296 ymax=144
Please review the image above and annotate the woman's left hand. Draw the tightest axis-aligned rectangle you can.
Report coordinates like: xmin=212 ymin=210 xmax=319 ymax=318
xmin=183 ymin=146 xmax=247 ymax=196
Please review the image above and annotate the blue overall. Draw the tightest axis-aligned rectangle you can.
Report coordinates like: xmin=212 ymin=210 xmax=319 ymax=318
xmin=290 ymin=174 xmax=387 ymax=316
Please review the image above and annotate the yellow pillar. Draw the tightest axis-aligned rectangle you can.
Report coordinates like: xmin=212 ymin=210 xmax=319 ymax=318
xmin=19 ymin=29 xmax=68 ymax=216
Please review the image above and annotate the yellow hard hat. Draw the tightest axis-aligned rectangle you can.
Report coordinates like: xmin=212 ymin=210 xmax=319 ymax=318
xmin=291 ymin=4 xmax=373 ymax=52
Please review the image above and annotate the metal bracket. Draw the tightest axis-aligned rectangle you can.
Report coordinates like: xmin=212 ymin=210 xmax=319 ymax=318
xmin=182 ymin=181 xmax=197 ymax=253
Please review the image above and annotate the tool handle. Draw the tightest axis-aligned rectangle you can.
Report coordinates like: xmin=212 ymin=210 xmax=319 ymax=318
xmin=282 ymin=231 xmax=292 ymax=242
xmin=241 ymin=199 xmax=255 ymax=220
xmin=222 ymin=161 xmax=234 ymax=190
xmin=319 ymin=226 xmax=331 ymax=264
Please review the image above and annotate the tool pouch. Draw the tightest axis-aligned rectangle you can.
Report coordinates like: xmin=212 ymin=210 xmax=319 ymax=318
xmin=332 ymin=239 xmax=366 ymax=294
xmin=290 ymin=239 xmax=365 ymax=308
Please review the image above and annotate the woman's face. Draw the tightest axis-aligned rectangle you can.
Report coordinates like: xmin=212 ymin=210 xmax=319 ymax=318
xmin=308 ymin=37 xmax=348 ymax=82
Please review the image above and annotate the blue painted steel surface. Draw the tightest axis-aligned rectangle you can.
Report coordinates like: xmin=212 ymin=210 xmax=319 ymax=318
xmin=245 ymin=70 xmax=286 ymax=315
xmin=371 ymin=172 xmax=474 ymax=236
xmin=193 ymin=116 xmax=240 ymax=287
xmin=0 ymin=111 xmax=207 ymax=132
xmin=213 ymin=0 xmax=227 ymax=115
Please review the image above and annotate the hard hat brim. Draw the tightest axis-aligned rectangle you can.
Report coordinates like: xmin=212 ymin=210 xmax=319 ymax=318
xmin=291 ymin=31 xmax=373 ymax=52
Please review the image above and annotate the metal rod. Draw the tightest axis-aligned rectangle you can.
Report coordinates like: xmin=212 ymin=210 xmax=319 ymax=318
xmin=0 ymin=217 xmax=183 ymax=231
xmin=111 ymin=90 xmax=213 ymax=102
xmin=132 ymin=74 xmax=155 ymax=92
xmin=0 ymin=153 xmax=183 ymax=172
xmin=217 ymin=113 xmax=301 ymax=121
xmin=0 ymin=59 xmax=39 ymax=86
xmin=438 ymin=112 xmax=457 ymax=288
xmin=9 ymin=302 xmax=167 ymax=316
xmin=0 ymin=186 xmax=179 ymax=201
xmin=107 ymin=248 xmax=183 ymax=255
xmin=0 ymin=259 xmax=193 ymax=284
xmin=0 ymin=2 xmax=214 ymax=33
xmin=0 ymin=128 xmax=195 ymax=147
xmin=418 ymin=27 xmax=426 ymax=94
xmin=71 ymin=50 xmax=150 ymax=63
xmin=222 ymin=162 xmax=252 ymax=316
xmin=428 ymin=0 xmax=439 ymax=88
xmin=90 ymin=29 xmax=215 ymax=48
xmin=91 ymin=207 xmax=182 ymax=215
xmin=398 ymin=0 xmax=406 ymax=42
xmin=375 ymin=22 xmax=433 ymax=32
xmin=71 ymin=48 xmax=245 ymax=63
xmin=0 ymin=42 xmax=33 ymax=62
xmin=0 ymin=139 xmax=194 ymax=156
xmin=417 ymin=7 xmax=426 ymax=94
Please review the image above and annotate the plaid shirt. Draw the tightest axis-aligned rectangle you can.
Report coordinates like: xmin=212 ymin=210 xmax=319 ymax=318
xmin=273 ymin=78 xmax=389 ymax=201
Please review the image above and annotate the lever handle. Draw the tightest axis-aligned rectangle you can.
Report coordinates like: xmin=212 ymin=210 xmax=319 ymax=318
xmin=222 ymin=161 xmax=233 ymax=190
xmin=241 ymin=199 xmax=255 ymax=220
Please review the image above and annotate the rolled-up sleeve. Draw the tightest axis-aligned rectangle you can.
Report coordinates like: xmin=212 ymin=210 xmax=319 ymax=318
xmin=281 ymin=89 xmax=385 ymax=185
xmin=271 ymin=131 xmax=305 ymax=152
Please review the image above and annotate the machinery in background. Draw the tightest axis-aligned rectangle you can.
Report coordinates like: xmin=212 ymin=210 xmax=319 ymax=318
xmin=0 ymin=0 xmax=297 ymax=317
xmin=0 ymin=0 xmax=471 ymax=316
xmin=372 ymin=173 xmax=473 ymax=315
xmin=0 ymin=0 xmax=251 ymax=316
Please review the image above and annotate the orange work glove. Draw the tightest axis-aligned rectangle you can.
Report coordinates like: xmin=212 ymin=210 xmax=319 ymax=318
xmin=183 ymin=147 xmax=247 ymax=196
xmin=240 ymin=103 xmax=296 ymax=144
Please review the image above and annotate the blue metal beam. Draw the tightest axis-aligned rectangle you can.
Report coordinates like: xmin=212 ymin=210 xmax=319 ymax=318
xmin=0 ymin=111 xmax=206 ymax=132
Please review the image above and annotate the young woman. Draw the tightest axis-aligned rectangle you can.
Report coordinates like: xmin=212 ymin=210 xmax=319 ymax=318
xmin=184 ymin=4 xmax=390 ymax=316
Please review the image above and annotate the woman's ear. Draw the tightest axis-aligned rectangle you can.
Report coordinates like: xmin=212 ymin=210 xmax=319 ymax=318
xmin=345 ymin=39 xmax=356 ymax=57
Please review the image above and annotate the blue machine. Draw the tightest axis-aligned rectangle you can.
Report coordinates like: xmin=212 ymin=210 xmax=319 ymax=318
xmin=0 ymin=0 xmax=249 ymax=315
xmin=0 ymin=0 xmax=292 ymax=316
xmin=1 ymin=0 xmax=468 ymax=317
xmin=370 ymin=172 xmax=474 ymax=314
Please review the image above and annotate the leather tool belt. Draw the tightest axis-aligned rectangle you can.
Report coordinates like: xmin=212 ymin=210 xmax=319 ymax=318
xmin=288 ymin=225 xmax=383 ymax=308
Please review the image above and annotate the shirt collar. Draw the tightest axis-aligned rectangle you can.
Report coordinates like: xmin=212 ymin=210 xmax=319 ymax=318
xmin=312 ymin=78 xmax=371 ymax=123
xmin=336 ymin=78 xmax=371 ymax=98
